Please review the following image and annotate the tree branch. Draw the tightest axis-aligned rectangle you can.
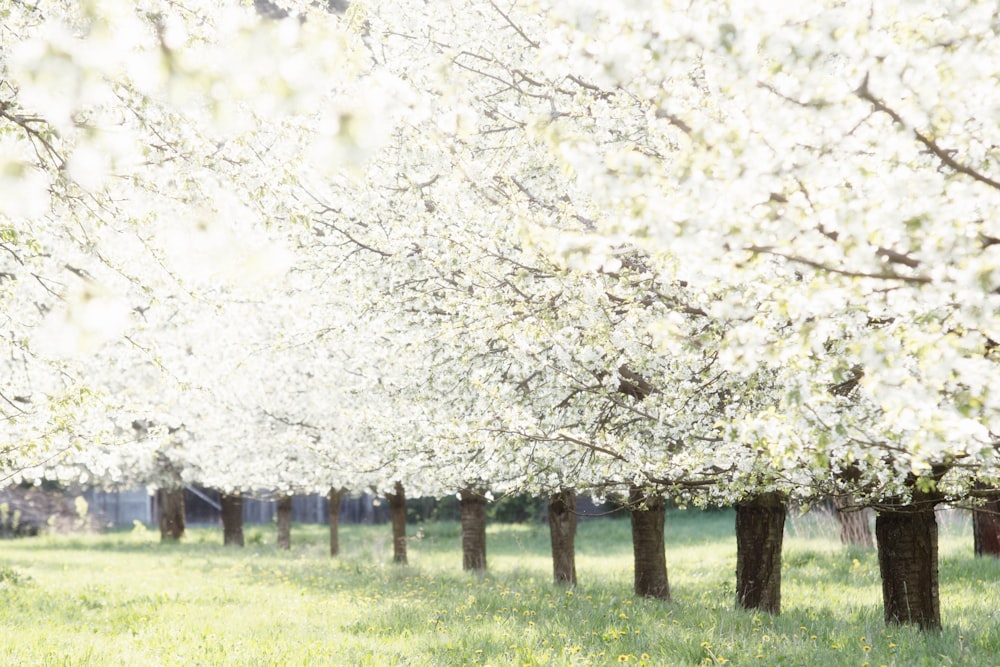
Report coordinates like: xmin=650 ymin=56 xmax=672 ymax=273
xmin=857 ymin=73 xmax=1000 ymax=191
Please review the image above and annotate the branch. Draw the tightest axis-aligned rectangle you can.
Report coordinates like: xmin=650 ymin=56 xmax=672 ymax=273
xmin=0 ymin=242 xmax=24 ymax=265
xmin=488 ymin=426 xmax=626 ymax=462
xmin=0 ymin=108 xmax=65 ymax=168
xmin=302 ymin=188 xmax=392 ymax=258
xmin=857 ymin=73 xmax=1000 ymax=191
xmin=0 ymin=390 xmax=30 ymax=414
xmin=509 ymin=176 xmax=596 ymax=229
xmin=489 ymin=1 xmax=538 ymax=48
xmin=747 ymin=245 xmax=932 ymax=284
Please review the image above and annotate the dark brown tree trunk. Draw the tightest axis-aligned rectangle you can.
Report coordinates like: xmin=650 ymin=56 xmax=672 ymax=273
xmin=875 ymin=500 xmax=941 ymax=630
xmin=833 ymin=494 xmax=874 ymax=548
xmin=327 ymin=487 xmax=346 ymax=557
xmin=276 ymin=495 xmax=292 ymax=550
xmin=386 ymin=482 xmax=408 ymax=564
xmin=548 ymin=488 xmax=577 ymax=586
xmin=220 ymin=492 xmax=244 ymax=547
xmin=156 ymin=487 xmax=185 ymax=541
xmin=460 ymin=486 xmax=488 ymax=572
xmin=735 ymin=493 xmax=785 ymax=614
xmin=629 ymin=486 xmax=670 ymax=600
xmin=972 ymin=487 xmax=1000 ymax=557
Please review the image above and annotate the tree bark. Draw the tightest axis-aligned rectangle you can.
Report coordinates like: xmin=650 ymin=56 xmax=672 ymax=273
xmin=735 ymin=493 xmax=785 ymax=614
xmin=875 ymin=500 xmax=941 ymax=630
xmin=386 ymin=482 xmax=408 ymax=564
xmin=276 ymin=494 xmax=292 ymax=550
xmin=548 ymin=488 xmax=577 ymax=586
xmin=220 ymin=492 xmax=244 ymax=547
xmin=832 ymin=494 xmax=874 ymax=548
xmin=156 ymin=487 xmax=185 ymax=542
xmin=972 ymin=486 xmax=1000 ymax=557
xmin=629 ymin=486 xmax=670 ymax=600
xmin=327 ymin=487 xmax=346 ymax=557
xmin=460 ymin=486 xmax=488 ymax=572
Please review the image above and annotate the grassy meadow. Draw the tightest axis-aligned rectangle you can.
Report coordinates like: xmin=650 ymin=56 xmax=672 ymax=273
xmin=1 ymin=508 xmax=999 ymax=666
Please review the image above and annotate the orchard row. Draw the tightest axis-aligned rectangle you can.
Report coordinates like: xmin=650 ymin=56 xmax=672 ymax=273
xmin=2 ymin=0 xmax=998 ymax=632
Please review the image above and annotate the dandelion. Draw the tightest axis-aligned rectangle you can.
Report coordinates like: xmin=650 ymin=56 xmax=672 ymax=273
xmin=618 ymin=655 xmax=631 ymax=663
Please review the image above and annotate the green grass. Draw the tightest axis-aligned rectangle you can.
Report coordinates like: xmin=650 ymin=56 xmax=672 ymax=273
xmin=1 ymin=510 xmax=998 ymax=666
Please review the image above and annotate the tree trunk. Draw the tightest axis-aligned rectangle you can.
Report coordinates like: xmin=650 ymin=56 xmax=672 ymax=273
xmin=629 ymin=486 xmax=670 ymax=600
xmin=386 ymin=482 xmax=408 ymax=564
xmin=276 ymin=494 xmax=292 ymax=550
xmin=157 ymin=487 xmax=185 ymax=541
xmin=735 ymin=493 xmax=785 ymax=614
xmin=832 ymin=494 xmax=874 ymax=548
xmin=328 ymin=487 xmax=346 ymax=557
xmin=548 ymin=488 xmax=577 ymax=586
xmin=972 ymin=486 xmax=1000 ymax=557
xmin=220 ymin=492 xmax=244 ymax=547
xmin=460 ymin=486 xmax=488 ymax=572
xmin=875 ymin=501 xmax=940 ymax=630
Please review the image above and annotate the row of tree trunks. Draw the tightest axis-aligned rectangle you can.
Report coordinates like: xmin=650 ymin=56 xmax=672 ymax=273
xmin=203 ymin=483 xmax=964 ymax=634
xmin=218 ymin=489 xmax=347 ymax=553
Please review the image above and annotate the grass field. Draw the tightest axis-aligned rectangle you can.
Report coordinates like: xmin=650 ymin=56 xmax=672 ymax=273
xmin=1 ymin=508 xmax=998 ymax=666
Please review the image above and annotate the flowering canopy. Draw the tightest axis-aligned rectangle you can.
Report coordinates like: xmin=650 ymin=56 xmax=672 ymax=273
xmin=2 ymin=0 xmax=997 ymax=509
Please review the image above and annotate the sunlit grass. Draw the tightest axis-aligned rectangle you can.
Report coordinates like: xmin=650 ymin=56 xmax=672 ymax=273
xmin=1 ymin=509 xmax=998 ymax=665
